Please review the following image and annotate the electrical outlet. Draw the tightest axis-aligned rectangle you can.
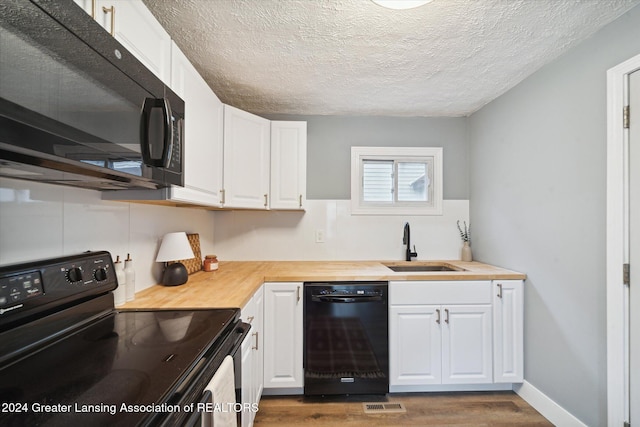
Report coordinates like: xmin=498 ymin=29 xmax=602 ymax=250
xmin=315 ymin=230 xmax=325 ymax=243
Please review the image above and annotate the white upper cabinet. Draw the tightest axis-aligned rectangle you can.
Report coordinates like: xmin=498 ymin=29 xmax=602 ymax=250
xmin=222 ymin=105 xmax=271 ymax=209
xmin=169 ymin=42 xmax=223 ymax=206
xmin=74 ymin=0 xmax=171 ymax=84
xmin=95 ymin=0 xmax=171 ymax=85
xmin=270 ymin=121 xmax=307 ymax=210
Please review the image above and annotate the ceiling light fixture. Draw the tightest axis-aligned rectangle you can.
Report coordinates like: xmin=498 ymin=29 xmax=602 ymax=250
xmin=371 ymin=0 xmax=433 ymax=10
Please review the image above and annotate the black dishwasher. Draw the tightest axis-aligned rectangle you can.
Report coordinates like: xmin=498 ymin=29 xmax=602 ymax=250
xmin=304 ymin=282 xmax=388 ymax=396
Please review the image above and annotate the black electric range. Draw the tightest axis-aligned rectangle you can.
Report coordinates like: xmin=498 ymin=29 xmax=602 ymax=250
xmin=0 ymin=251 xmax=249 ymax=426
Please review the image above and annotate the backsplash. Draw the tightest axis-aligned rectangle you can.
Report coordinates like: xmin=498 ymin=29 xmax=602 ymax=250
xmin=213 ymin=200 xmax=470 ymax=261
xmin=0 ymin=177 xmax=470 ymax=289
xmin=0 ymin=178 xmax=215 ymax=293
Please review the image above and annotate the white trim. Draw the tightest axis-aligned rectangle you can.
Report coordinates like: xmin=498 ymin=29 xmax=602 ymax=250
xmin=606 ymin=53 xmax=640 ymax=427
xmin=350 ymin=146 xmax=443 ymax=215
xmin=514 ymin=381 xmax=587 ymax=427
xmin=262 ymin=387 xmax=304 ymax=396
xmin=390 ymin=383 xmax=511 ymax=393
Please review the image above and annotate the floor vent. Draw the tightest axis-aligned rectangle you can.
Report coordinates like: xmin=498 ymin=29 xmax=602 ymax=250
xmin=362 ymin=402 xmax=407 ymax=414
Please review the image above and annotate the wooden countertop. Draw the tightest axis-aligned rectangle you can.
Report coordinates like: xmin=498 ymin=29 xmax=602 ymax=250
xmin=119 ymin=260 xmax=525 ymax=310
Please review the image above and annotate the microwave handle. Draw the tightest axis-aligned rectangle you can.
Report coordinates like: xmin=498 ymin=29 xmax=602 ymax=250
xmin=140 ymin=97 xmax=173 ymax=168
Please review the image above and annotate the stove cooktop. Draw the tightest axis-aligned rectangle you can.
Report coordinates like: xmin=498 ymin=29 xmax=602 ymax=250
xmin=0 ymin=307 xmax=238 ymax=426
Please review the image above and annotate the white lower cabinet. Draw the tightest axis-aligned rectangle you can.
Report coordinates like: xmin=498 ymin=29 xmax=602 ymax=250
xmin=441 ymin=304 xmax=493 ymax=384
xmin=263 ymin=282 xmax=303 ymax=391
xmin=389 ymin=281 xmax=499 ymax=390
xmin=493 ymin=280 xmax=524 ymax=383
xmin=240 ymin=332 xmax=253 ymax=427
xmin=241 ymin=286 xmax=264 ymax=427
xmin=390 ymin=303 xmax=492 ymax=386
xmin=390 ymin=305 xmax=442 ymax=384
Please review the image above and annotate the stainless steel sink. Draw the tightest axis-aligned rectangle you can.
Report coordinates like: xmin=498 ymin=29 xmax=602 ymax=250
xmin=384 ymin=264 xmax=463 ymax=272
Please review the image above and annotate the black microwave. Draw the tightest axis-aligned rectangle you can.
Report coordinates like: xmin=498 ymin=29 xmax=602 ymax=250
xmin=0 ymin=0 xmax=184 ymax=190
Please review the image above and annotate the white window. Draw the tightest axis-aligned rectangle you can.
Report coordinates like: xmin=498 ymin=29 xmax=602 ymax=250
xmin=351 ymin=146 xmax=443 ymax=215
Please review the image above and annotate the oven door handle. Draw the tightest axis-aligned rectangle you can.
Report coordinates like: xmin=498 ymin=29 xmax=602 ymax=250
xmin=312 ymin=295 xmax=383 ymax=303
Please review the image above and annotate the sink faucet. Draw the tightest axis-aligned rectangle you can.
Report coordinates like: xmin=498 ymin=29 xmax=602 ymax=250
xmin=403 ymin=222 xmax=418 ymax=261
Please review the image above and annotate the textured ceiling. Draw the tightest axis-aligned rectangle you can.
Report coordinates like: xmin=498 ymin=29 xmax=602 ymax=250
xmin=142 ymin=0 xmax=640 ymax=117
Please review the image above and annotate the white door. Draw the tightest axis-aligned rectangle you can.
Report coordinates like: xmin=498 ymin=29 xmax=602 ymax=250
xmin=270 ymin=121 xmax=307 ymax=210
xmin=240 ymin=333 xmax=254 ymax=427
xmin=170 ymin=42 xmax=224 ymax=206
xmin=630 ymin=68 xmax=640 ymax=425
xmin=253 ymin=286 xmax=264 ymax=403
xmin=493 ymin=280 xmax=524 ymax=383
xmin=263 ymin=283 xmax=303 ymax=389
xmin=389 ymin=305 xmax=441 ymax=385
xmin=223 ymin=105 xmax=271 ymax=209
xmin=441 ymin=305 xmax=492 ymax=384
xmin=95 ymin=0 xmax=172 ymax=84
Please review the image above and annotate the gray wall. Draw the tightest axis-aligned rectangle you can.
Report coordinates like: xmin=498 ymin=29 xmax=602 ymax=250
xmin=468 ymin=5 xmax=640 ymax=426
xmin=264 ymin=115 xmax=469 ymax=200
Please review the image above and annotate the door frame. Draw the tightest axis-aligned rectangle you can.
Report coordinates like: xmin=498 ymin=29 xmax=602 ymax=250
xmin=607 ymin=53 xmax=640 ymax=426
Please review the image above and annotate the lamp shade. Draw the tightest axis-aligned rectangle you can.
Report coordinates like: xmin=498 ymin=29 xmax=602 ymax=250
xmin=156 ymin=232 xmax=194 ymax=262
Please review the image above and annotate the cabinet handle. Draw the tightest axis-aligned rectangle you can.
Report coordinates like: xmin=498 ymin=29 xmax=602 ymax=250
xmin=444 ymin=308 xmax=449 ymax=324
xmin=264 ymin=193 xmax=268 ymax=208
xmin=246 ymin=315 xmax=254 ymax=324
xmin=436 ymin=309 xmax=441 ymax=324
xmin=220 ymin=189 xmax=225 ymax=205
xmin=297 ymin=286 xmax=301 ymax=303
xmin=91 ymin=0 xmax=96 ymax=18
xmin=102 ymin=5 xmax=115 ymax=36
xmin=252 ymin=332 xmax=259 ymax=350
xmin=299 ymin=194 xmax=303 ymax=208
xmin=497 ymin=283 xmax=503 ymax=298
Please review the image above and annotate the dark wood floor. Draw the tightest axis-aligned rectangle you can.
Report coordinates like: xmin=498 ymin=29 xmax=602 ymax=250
xmin=254 ymin=391 xmax=553 ymax=426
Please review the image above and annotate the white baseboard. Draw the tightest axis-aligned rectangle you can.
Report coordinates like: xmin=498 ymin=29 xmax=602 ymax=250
xmin=390 ymin=383 xmax=512 ymax=393
xmin=514 ymin=381 xmax=587 ymax=427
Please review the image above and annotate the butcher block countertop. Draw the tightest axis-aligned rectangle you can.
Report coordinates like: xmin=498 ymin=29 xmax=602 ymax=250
xmin=119 ymin=260 xmax=525 ymax=310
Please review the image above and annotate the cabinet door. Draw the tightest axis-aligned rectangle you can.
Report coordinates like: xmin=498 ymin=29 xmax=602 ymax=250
xmin=389 ymin=305 xmax=441 ymax=385
xmin=441 ymin=305 xmax=492 ymax=384
xmin=94 ymin=0 xmax=171 ymax=84
xmin=223 ymin=105 xmax=271 ymax=209
xmin=270 ymin=121 xmax=307 ymax=210
xmin=169 ymin=42 xmax=224 ymax=206
xmin=263 ymin=282 xmax=303 ymax=388
xmin=240 ymin=332 xmax=254 ymax=427
xmin=252 ymin=286 xmax=264 ymax=403
xmin=493 ymin=280 xmax=524 ymax=383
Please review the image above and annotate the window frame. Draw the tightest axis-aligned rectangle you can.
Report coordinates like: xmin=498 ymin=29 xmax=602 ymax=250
xmin=351 ymin=146 xmax=443 ymax=215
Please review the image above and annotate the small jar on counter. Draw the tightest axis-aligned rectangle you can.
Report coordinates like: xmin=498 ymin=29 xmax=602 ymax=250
xmin=203 ymin=255 xmax=219 ymax=272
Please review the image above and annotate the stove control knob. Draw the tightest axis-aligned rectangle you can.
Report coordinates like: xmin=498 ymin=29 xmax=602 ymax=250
xmin=67 ymin=267 xmax=83 ymax=283
xmin=94 ymin=268 xmax=108 ymax=282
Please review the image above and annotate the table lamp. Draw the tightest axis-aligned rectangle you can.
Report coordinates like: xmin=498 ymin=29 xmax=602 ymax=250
xmin=156 ymin=232 xmax=194 ymax=286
